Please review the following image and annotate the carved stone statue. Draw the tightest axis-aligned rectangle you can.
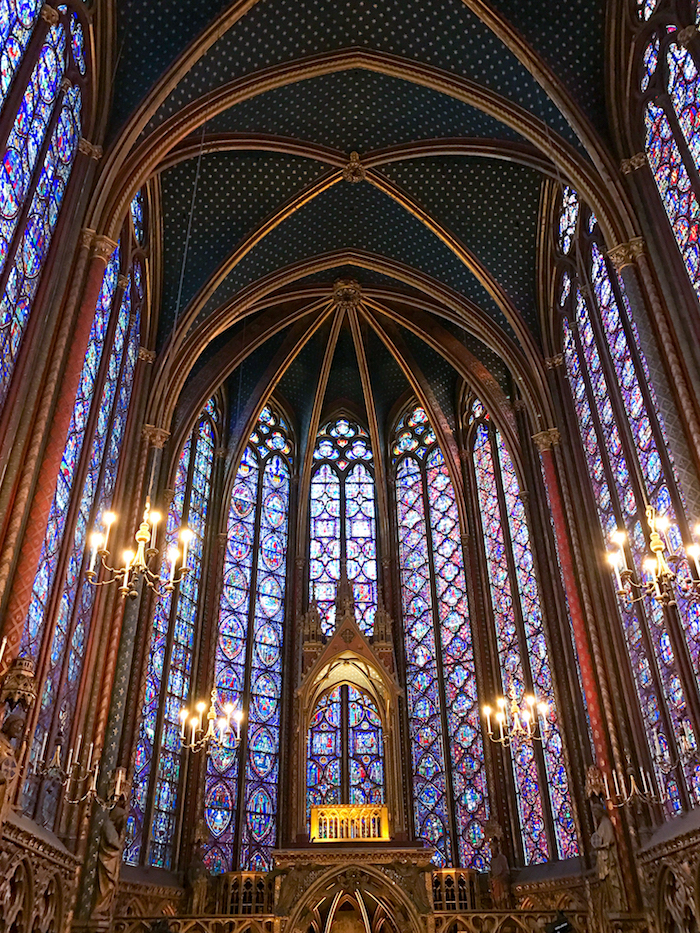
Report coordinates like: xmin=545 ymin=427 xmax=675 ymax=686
xmin=0 ymin=711 xmax=23 ymax=826
xmin=93 ymin=795 xmax=128 ymax=918
xmin=386 ymin=859 xmax=431 ymax=914
xmin=590 ymin=795 xmax=622 ymax=913
xmin=489 ymin=837 xmax=511 ymax=909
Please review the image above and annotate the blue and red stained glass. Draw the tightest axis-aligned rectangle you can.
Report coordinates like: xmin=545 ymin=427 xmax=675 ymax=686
xmin=558 ymin=189 xmax=698 ymax=808
xmin=204 ymin=405 xmax=292 ymax=873
xmin=645 ymin=99 xmax=700 ymax=302
xmin=240 ymin=451 xmax=289 ymax=870
xmin=309 ymin=419 xmax=377 ymax=635
xmin=125 ymin=405 xmax=216 ymax=868
xmin=21 ymin=246 xmax=120 ymax=667
xmin=307 ymin=687 xmax=342 ymax=812
xmin=0 ymin=0 xmax=43 ymax=109
xmin=395 ymin=406 xmax=489 ymax=869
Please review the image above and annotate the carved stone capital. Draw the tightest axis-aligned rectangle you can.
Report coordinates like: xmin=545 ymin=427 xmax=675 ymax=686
xmin=214 ymin=447 xmax=227 ymax=459
xmin=78 ymin=138 xmax=103 ymax=161
xmin=342 ymin=151 xmax=366 ymax=183
xmin=141 ymin=424 xmax=170 ymax=448
xmin=117 ymin=274 xmax=129 ymax=290
xmin=678 ymin=24 xmax=699 ymax=47
xmin=545 ymin=353 xmax=564 ymax=369
xmin=137 ymin=347 xmax=155 ymax=363
xmin=608 ymin=237 xmax=645 ymax=271
xmin=333 ymin=278 xmax=362 ymax=312
xmin=532 ymin=428 xmax=561 ymax=452
xmin=41 ymin=4 xmax=59 ymax=25
xmin=60 ymin=77 xmax=71 ymax=92
xmin=513 ymin=398 xmax=527 ymax=412
xmin=218 ymin=532 xmax=228 ymax=545
xmin=80 ymin=227 xmax=96 ymax=250
xmin=92 ymin=235 xmax=118 ymax=263
xmin=620 ymin=152 xmax=647 ymax=175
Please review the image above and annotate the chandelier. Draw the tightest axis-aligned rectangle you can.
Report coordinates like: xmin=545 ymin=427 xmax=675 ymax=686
xmin=32 ymin=733 xmax=126 ymax=809
xmin=86 ymin=501 xmax=192 ymax=598
xmin=179 ymin=690 xmax=244 ymax=753
xmin=607 ymin=506 xmax=700 ymax=606
xmin=482 ymin=687 xmax=551 ymax=746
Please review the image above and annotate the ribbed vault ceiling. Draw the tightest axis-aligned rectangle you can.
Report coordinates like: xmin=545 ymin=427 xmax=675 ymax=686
xmin=106 ymin=0 xmax=614 ymax=442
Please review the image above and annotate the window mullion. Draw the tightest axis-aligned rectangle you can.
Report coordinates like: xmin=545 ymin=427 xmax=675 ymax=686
xmin=421 ymin=455 xmax=459 ymax=868
xmin=234 ymin=454 xmax=265 ymax=868
xmin=341 ymin=685 xmax=349 ymax=803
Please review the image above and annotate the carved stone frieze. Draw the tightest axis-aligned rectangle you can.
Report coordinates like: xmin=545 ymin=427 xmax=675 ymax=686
xmin=0 ymin=811 xmax=80 ymax=932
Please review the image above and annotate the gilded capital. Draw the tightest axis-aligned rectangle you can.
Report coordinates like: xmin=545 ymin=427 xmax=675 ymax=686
xmin=93 ymin=234 xmax=118 ymax=263
xmin=545 ymin=353 xmax=564 ymax=369
xmin=342 ymin=151 xmax=366 ymax=183
xmin=142 ymin=424 xmax=170 ymax=448
xmin=607 ymin=237 xmax=644 ymax=271
xmin=620 ymin=152 xmax=646 ymax=175
xmin=117 ymin=274 xmax=129 ymax=290
xmin=78 ymin=138 xmax=103 ymax=160
xmin=137 ymin=347 xmax=156 ymax=363
xmin=80 ymin=227 xmax=96 ymax=250
xmin=532 ymin=428 xmax=561 ymax=452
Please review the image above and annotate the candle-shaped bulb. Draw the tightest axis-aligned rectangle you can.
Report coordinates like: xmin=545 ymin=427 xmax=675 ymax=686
xmin=688 ymin=544 xmax=700 ymax=581
xmin=168 ymin=546 xmax=180 ymax=587
xmin=149 ymin=511 xmax=161 ymax=548
xmin=179 ymin=708 xmax=188 ymax=738
xmin=180 ymin=527 xmax=193 ymax=568
xmin=102 ymin=512 xmax=116 ymax=552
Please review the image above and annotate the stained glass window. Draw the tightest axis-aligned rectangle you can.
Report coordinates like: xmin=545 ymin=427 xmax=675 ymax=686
xmin=556 ymin=187 xmax=700 ymax=811
xmin=202 ymin=404 xmax=292 ymax=874
xmin=470 ymin=416 xmax=578 ymax=863
xmin=306 ymin=685 xmax=384 ymax=820
xmin=393 ymin=406 xmax=489 ymax=870
xmin=125 ymin=401 xmax=217 ymax=869
xmin=0 ymin=6 xmax=85 ymax=406
xmin=21 ymin=194 xmax=147 ymax=826
xmin=309 ymin=418 xmax=377 ymax=635
xmin=641 ymin=21 xmax=700 ymax=304
xmin=0 ymin=0 xmax=43 ymax=109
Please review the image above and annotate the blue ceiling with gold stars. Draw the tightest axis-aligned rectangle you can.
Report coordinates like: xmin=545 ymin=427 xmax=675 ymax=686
xmin=110 ymin=0 xmax=612 ymax=431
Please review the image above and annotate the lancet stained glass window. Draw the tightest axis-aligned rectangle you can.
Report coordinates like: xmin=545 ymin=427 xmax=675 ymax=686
xmin=309 ymin=418 xmax=377 ymax=635
xmin=0 ymin=4 xmax=86 ymax=406
xmin=126 ymin=401 xmax=217 ymax=869
xmin=0 ymin=0 xmax=43 ymax=108
xmin=20 ymin=189 xmax=148 ymax=827
xmin=469 ymin=413 xmax=578 ymax=864
xmin=203 ymin=405 xmax=292 ymax=874
xmin=393 ymin=406 xmax=489 ymax=870
xmin=640 ymin=16 xmax=700 ymax=303
xmin=306 ymin=685 xmax=384 ymax=818
xmin=556 ymin=186 xmax=700 ymax=810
